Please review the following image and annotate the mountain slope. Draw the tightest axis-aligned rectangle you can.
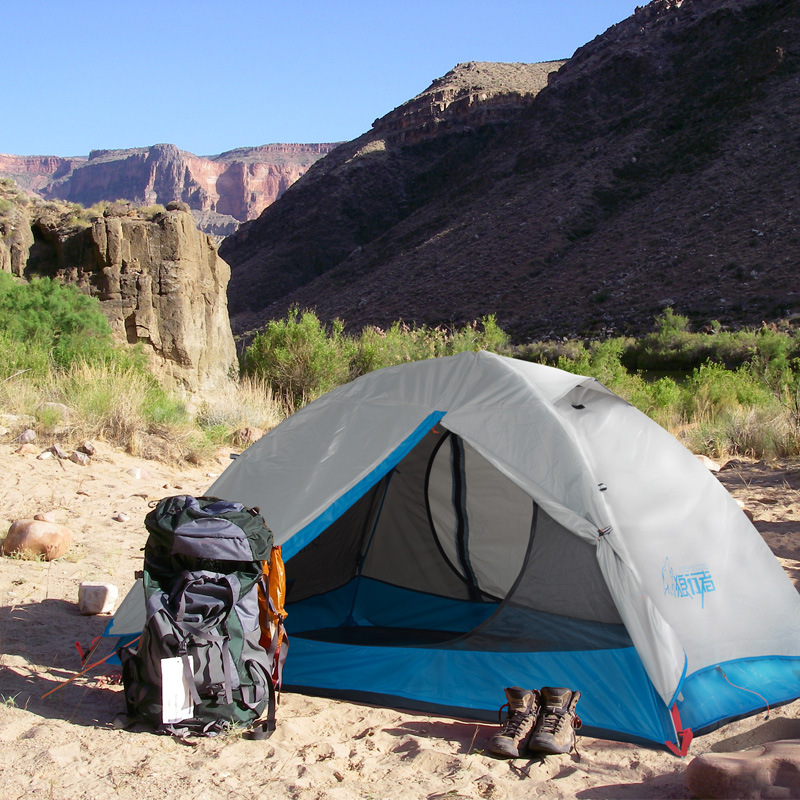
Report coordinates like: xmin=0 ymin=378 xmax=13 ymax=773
xmin=223 ymin=0 xmax=800 ymax=340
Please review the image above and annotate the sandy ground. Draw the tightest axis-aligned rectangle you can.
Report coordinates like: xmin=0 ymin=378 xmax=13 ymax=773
xmin=1 ymin=441 xmax=800 ymax=800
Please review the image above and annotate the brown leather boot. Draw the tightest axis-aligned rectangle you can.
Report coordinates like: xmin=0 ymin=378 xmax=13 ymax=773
xmin=487 ymin=686 xmax=540 ymax=758
xmin=527 ymin=686 xmax=582 ymax=755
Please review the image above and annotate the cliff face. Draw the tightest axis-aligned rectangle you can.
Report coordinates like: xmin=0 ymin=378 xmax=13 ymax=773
xmin=0 ymin=143 xmax=337 ymax=236
xmin=0 ymin=182 xmax=236 ymax=395
xmin=220 ymin=61 xmax=564 ymax=323
xmin=222 ymin=0 xmax=800 ymax=341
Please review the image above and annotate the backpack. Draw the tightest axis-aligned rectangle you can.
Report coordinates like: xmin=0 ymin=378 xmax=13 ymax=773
xmin=118 ymin=495 xmax=287 ymax=737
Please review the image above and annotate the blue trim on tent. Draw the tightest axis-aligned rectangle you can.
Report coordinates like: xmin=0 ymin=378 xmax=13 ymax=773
xmin=282 ymin=410 xmax=447 ymax=561
xmin=282 ymin=636 xmax=675 ymax=744
xmin=679 ymin=655 xmax=800 ymax=734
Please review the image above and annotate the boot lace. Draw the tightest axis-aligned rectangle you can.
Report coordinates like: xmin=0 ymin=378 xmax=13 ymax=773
xmin=497 ymin=703 xmax=534 ymax=737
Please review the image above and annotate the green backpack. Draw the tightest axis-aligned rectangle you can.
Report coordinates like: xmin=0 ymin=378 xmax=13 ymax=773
xmin=119 ymin=495 xmax=278 ymax=737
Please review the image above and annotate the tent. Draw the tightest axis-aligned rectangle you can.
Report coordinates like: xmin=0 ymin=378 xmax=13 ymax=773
xmin=114 ymin=351 xmax=800 ymax=751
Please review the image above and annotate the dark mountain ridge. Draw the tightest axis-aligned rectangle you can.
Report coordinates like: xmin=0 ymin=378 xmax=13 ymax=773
xmin=223 ymin=0 xmax=800 ymax=341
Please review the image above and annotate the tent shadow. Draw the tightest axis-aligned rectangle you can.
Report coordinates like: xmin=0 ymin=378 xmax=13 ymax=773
xmin=575 ymin=771 xmax=688 ymax=800
xmin=381 ymin=719 xmax=496 ymax=754
xmin=709 ymin=716 xmax=800 ymax=752
xmin=0 ymin=597 xmax=124 ymax=728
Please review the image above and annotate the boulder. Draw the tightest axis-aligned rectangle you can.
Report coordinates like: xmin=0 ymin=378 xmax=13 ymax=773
xmin=69 ymin=451 xmax=90 ymax=466
xmin=78 ymin=582 xmax=119 ymax=615
xmin=2 ymin=519 xmax=73 ymax=560
xmin=686 ymin=739 xmax=800 ymax=799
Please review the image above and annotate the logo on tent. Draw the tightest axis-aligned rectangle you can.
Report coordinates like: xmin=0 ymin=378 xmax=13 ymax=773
xmin=662 ymin=558 xmax=715 ymax=608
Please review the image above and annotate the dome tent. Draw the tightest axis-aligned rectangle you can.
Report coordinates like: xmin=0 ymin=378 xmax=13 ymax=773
xmin=204 ymin=351 xmax=800 ymax=751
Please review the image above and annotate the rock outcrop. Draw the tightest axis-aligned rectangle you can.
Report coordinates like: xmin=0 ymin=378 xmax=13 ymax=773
xmin=0 ymin=143 xmax=337 ymax=236
xmin=0 ymin=181 xmax=237 ymax=395
xmin=372 ymin=61 xmax=564 ymax=146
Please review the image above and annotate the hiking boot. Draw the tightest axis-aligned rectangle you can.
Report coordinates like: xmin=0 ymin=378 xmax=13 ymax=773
xmin=487 ymin=686 xmax=540 ymax=758
xmin=527 ymin=686 xmax=582 ymax=755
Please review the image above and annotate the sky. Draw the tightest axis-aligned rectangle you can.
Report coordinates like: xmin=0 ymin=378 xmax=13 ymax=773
xmin=3 ymin=0 xmax=638 ymax=157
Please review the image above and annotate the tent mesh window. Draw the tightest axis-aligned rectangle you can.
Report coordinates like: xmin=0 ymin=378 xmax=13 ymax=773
xmin=285 ymin=427 xmax=632 ymax=652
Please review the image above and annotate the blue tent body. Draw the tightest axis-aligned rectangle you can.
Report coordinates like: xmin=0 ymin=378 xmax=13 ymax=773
xmin=111 ymin=353 xmax=800 ymax=751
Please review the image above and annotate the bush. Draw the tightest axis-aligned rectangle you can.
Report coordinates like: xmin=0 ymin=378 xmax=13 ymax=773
xmin=0 ymin=272 xmax=118 ymax=375
xmin=242 ymin=308 xmax=355 ymax=409
xmin=243 ymin=309 xmax=510 ymax=409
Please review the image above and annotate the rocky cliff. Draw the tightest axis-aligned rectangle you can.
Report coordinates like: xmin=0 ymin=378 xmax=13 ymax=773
xmin=0 ymin=181 xmax=236 ymax=395
xmin=0 ymin=143 xmax=337 ymax=237
xmin=222 ymin=0 xmax=800 ymax=341
xmin=220 ymin=60 xmax=564 ymax=324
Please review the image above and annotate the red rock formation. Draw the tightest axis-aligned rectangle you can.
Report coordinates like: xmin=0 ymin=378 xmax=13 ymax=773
xmin=0 ymin=143 xmax=339 ymax=234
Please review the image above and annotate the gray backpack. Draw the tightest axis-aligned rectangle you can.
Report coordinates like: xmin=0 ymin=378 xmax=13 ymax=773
xmin=119 ymin=495 xmax=281 ymax=737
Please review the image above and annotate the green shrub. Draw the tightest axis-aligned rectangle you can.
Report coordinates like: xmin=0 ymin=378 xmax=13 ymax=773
xmin=0 ymin=273 xmax=117 ymax=374
xmin=242 ymin=308 xmax=355 ymax=408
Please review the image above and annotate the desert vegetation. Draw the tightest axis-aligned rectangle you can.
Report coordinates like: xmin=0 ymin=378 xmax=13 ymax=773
xmin=2 ymin=271 xmax=800 ymax=463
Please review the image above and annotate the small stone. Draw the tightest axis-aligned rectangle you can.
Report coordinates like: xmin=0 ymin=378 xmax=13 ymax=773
xmin=17 ymin=429 xmax=36 ymax=444
xmin=50 ymin=444 xmax=69 ymax=459
xmin=233 ymin=426 xmax=264 ymax=447
xmin=34 ymin=511 xmax=58 ymax=523
xmin=0 ymin=426 xmax=9 ymax=438
xmin=78 ymin=582 xmax=119 ymax=615
xmin=77 ymin=441 xmax=97 ymax=456
xmin=37 ymin=451 xmax=53 ymax=461
xmin=15 ymin=443 xmax=37 ymax=455
xmin=69 ymin=451 xmax=90 ymax=466
xmin=735 ymin=498 xmax=755 ymax=522
xmin=696 ymin=454 xmax=721 ymax=472
xmin=112 ymin=512 xmax=130 ymax=523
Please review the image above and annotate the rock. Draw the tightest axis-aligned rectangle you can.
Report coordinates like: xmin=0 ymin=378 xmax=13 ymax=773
xmin=112 ymin=512 xmax=130 ymax=523
xmin=78 ymin=582 xmax=119 ymax=615
xmin=166 ymin=200 xmax=191 ymax=212
xmin=36 ymin=451 xmax=53 ymax=460
xmin=2 ymin=519 xmax=73 ymax=560
xmin=696 ymin=454 xmax=721 ymax=472
xmin=685 ymin=739 xmax=800 ymax=799
xmin=0 ymin=426 xmax=9 ymax=438
xmin=233 ymin=426 xmax=264 ymax=447
xmin=69 ymin=451 xmax=90 ymax=466
xmin=50 ymin=444 xmax=69 ymax=459
xmin=14 ymin=443 xmax=37 ymax=455
xmin=77 ymin=441 xmax=97 ymax=456
xmin=34 ymin=511 xmax=58 ymax=523
xmin=735 ymin=498 xmax=755 ymax=522
xmin=17 ymin=429 xmax=36 ymax=444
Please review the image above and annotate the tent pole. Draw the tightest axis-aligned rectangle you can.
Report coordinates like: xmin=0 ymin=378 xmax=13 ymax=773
xmin=344 ymin=471 xmax=394 ymax=627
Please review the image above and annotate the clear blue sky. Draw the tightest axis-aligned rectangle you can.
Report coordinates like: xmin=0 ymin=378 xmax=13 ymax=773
xmin=3 ymin=0 xmax=637 ymax=157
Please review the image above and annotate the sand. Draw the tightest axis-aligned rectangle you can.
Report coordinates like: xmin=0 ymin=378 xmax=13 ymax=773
xmin=1 ymin=441 xmax=799 ymax=800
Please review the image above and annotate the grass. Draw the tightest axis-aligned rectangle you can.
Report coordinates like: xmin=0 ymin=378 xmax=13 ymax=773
xmin=2 ymin=272 xmax=800 ymax=465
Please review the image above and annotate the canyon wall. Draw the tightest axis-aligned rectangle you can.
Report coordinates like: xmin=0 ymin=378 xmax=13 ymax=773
xmin=0 ymin=143 xmax=338 ymax=236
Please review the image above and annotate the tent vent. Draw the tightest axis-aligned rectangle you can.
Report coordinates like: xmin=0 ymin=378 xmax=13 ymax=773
xmin=598 ymin=483 xmax=608 ymax=492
